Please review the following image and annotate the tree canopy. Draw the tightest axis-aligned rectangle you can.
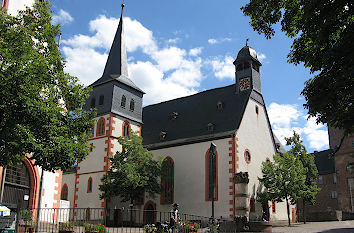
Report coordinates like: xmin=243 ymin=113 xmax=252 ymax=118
xmin=258 ymin=152 xmax=306 ymax=225
xmin=0 ymin=1 xmax=95 ymax=171
xmin=99 ymin=131 xmax=162 ymax=204
xmin=285 ymin=131 xmax=319 ymax=223
xmin=242 ymin=0 xmax=354 ymax=135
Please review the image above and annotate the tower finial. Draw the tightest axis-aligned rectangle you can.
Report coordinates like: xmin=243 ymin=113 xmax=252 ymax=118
xmin=121 ymin=3 xmax=125 ymax=16
xmin=246 ymin=38 xmax=249 ymax=46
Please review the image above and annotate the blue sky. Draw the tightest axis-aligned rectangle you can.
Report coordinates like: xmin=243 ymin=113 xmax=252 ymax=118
xmin=48 ymin=0 xmax=329 ymax=152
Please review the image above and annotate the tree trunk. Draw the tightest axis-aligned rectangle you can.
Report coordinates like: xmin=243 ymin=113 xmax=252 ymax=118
xmin=285 ymin=196 xmax=290 ymax=226
xmin=303 ymin=199 xmax=306 ymax=224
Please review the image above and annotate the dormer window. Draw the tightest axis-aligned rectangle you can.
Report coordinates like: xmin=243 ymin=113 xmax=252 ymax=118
xmin=207 ymin=123 xmax=214 ymax=132
xmin=90 ymin=98 xmax=96 ymax=108
xmin=121 ymin=95 xmax=126 ymax=108
xmin=170 ymin=112 xmax=179 ymax=120
xmin=130 ymin=99 xmax=135 ymax=111
xmin=217 ymin=101 xmax=223 ymax=110
xmin=99 ymin=95 xmax=104 ymax=105
xmin=160 ymin=131 xmax=167 ymax=140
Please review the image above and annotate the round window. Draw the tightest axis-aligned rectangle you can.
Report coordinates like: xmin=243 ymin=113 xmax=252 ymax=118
xmin=244 ymin=150 xmax=251 ymax=163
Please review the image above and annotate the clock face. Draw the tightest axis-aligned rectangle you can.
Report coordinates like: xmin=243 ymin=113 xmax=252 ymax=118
xmin=239 ymin=77 xmax=251 ymax=91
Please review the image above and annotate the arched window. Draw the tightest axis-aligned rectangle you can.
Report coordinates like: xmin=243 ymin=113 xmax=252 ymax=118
xmin=161 ymin=157 xmax=174 ymax=204
xmin=96 ymin=117 xmax=105 ymax=136
xmin=244 ymin=150 xmax=251 ymax=164
xmin=122 ymin=121 xmax=130 ymax=137
xmin=121 ymin=95 xmax=126 ymax=108
xmin=87 ymin=177 xmax=92 ymax=193
xmin=130 ymin=99 xmax=135 ymax=111
xmin=61 ymin=184 xmax=68 ymax=200
xmin=205 ymin=148 xmax=218 ymax=201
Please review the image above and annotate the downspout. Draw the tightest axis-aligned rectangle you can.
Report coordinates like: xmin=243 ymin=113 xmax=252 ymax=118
xmin=231 ymin=133 xmax=236 ymax=218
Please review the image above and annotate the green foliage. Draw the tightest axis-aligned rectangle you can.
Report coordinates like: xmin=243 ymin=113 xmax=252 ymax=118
xmin=144 ymin=224 xmax=158 ymax=233
xmin=258 ymin=152 xmax=306 ymax=225
xmin=259 ymin=152 xmax=307 ymax=204
xmin=59 ymin=221 xmax=76 ymax=231
xmin=99 ymin=130 xmax=162 ymax=203
xmin=242 ymin=0 xmax=354 ymax=135
xmin=19 ymin=209 xmax=33 ymax=224
xmin=84 ymin=223 xmax=107 ymax=233
xmin=0 ymin=1 xmax=95 ymax=171
xmin=285 ymin=131 xmax=319 ymax=205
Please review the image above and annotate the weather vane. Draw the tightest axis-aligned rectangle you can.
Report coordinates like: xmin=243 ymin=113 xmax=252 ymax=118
xmin=246 ymin=38 xmax=249 ymax=46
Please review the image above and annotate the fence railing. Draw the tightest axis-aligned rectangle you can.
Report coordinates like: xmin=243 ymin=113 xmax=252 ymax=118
xmin=14 ymin=207 xmax=210 ymax=233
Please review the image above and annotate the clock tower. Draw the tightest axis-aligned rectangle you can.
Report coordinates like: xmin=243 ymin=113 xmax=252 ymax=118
xmin=233 ymin=44 xmax=262 ymax=94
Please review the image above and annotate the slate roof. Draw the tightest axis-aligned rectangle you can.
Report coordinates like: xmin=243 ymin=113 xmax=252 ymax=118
xmin=142 ymin=84 xmax=265 ymax=149
xmin=314 ymin=149 xmax=335 ymax=175
xmin=90 ymin=6 xmax=144 ymax=93
xmin=235 ymin=45 xmax=261 ymax=66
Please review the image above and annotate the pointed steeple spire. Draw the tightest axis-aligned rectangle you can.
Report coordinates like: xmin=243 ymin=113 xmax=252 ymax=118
xmin=90 ymin=4 xmax=143 ymax=93
xmin=102 ymin=3 xmax=128 ymax=78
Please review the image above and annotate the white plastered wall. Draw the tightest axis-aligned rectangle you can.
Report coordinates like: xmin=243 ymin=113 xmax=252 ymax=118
xmin=236 ymin=98 xmax=290 ymax=221
xmin=37 ymin=168 xmax=57 ymax=209
xmin=149 ymin=138 xmax=232 ymax=219
xmin=7 ymin=0 xmax=35 ymax=15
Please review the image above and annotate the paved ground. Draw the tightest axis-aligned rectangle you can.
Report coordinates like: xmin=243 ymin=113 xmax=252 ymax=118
xmin=272 ymin=220 xmax=354 ymax=233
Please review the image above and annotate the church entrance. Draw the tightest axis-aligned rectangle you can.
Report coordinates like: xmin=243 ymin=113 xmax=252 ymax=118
xmin=2 ymin=163 xmax=31 ymax=209
xmin=143 ymin=201 xmax=156 ymax=224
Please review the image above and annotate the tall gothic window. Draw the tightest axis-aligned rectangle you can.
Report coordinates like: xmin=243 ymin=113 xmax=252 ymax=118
xmin=122 ymin=121 xmax=130 ymax=137
xmin=161 ymin=157 xmax=174 ymax=204
xmin=121 ymin=95 xmax=126 ymax=108
xmin=206 ymin=148 xmax=218 ymax=201
xmin=61 ymin=184 xmax=68 ymax=200
xmin=96 ymin=117 xmax=105 ymax=136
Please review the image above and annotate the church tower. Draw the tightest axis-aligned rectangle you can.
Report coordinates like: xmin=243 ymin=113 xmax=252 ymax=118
xmin=233 ymin=43 xmax=262 ymax=94
xmin=62 ymin=4 xmax=144 ymax=213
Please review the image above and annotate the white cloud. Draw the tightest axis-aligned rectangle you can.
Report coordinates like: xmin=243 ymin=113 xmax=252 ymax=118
xmin=189 ymin=47 xmax=203 ymax=56
xmin=52 ymin=9 xmax=74 ymax=25
xmin=167 ymin=38 xmax=180 ymax=44
xmin=208 ymin=56 xmax=234 ymax=80
xmin=208 ymin=38 xmax=232 ymax=44
xmin=257 ymin=53 xmax=266 ymax=62
xmin=268 ymin=102 xmax=329 ymax=151
xmin=62 ymin=15 xmax=203 ymax=105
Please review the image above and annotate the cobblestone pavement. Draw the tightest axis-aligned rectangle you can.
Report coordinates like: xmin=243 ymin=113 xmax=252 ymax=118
xmin=272 ymin=220 xmax=354 ymax=233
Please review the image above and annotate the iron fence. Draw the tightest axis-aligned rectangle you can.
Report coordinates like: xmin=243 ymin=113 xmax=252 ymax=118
xmin=15 ymin=207 xmax=210 ymax=233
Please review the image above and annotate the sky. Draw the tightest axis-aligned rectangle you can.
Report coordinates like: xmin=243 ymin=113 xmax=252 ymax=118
xmin=47 ymin=0 xmax=329 ymax=152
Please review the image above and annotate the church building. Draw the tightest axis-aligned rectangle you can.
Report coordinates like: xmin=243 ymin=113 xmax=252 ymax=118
xmin=61 ymin=5 xmax=293 ymax=223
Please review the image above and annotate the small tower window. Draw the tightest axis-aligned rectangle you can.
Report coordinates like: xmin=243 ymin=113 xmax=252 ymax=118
xmin=130 ymin=99 xmax=135 ymax=111
xmin=255 ymin=105 xmax=259 ymax=114
xmin=87 ymin=177 xmax=92 ymax=193
xmin=244 ymin=150 xmax=251 ymax=163
xmin=90 ymin=98 xmax=96 ymax=108
xmin=160 ymin=131 xmax=167 ymax=140
xmin=121 ymin=95 xmax=126 ymax=108
xmin=99 ymin=95 xmax=104 ymax=105
xmin=207 ymin=123 xmax=214 ymax=132
xmin=217 ymin=101 xmax=223 ymax=110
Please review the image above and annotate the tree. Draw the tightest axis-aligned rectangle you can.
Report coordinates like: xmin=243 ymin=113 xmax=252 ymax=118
xmin=241 ymin=0 xmax=354 ymax=136
xmin=99 ymin=130 xmax=162 ymax=206
xmin=0 ymin=1 xmax=95 ymax=171
xmin=285 ymin=131 xmax=319 ymax=223
xmin=258 ymin=153 xmax=306 ymax=226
